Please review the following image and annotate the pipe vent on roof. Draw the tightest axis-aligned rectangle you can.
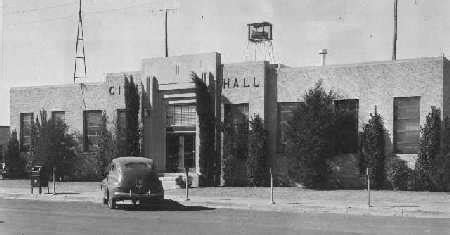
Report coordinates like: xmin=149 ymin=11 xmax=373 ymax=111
xmin=319 ymin=49 xmax=328 ymax=66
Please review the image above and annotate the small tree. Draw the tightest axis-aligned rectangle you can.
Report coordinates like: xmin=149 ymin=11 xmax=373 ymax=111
xmin=192 ymin=73 xmax=217 ymax=186
xmin=124 ymin=76 xmax=140 ymax=156
xmin=5 ymin=130 xmax=25 ymax=178
xmin=246 ymin=115 xmax=268 ymax=186
xmin=286 ymin=81 xmax=337 ymax=189
xmin=33 ymin=110 xmax=77 ymax=179
xmin=415 ymin=107 xmax=441 ymax=191
xmin=360 ymin=107 xmax=386 ymax=189
xmin=97 ymin=113 xmax=116 ymax=178
xmin=222 ymin=120 xmax=238 ymax=186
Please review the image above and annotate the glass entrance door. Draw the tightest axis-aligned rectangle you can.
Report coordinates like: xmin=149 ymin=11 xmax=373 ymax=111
xmin=166 ymin=133 xmax=195 ymax=172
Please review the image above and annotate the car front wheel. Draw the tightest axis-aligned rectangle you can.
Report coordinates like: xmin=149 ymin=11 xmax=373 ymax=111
xmin=107 ymin=192 xmax=116 ymax=209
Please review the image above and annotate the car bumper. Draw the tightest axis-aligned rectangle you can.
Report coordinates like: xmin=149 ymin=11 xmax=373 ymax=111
xmin=112 ymin=191 xmax=164 ymax=201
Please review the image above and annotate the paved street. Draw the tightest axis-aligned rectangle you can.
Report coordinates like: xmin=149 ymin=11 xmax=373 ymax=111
xmin=0 ymin=198 xmax=449 ymax=235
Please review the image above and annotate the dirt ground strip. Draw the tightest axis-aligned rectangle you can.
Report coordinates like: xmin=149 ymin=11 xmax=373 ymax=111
xmin=0 ymin=180 xmax=449 ymax=218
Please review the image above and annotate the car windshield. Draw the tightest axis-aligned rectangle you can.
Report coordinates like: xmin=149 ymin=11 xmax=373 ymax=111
xmin=124 ymin=162 xmax=152 ymax=169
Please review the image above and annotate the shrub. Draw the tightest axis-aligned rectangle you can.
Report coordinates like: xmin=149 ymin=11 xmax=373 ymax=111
xmin=5 ymin=130 xmax=26 ymax=178
xmin=124 ymin=76 xmax=141 ymax=156
xmin=429 ymin=153 xmax=450 ymax=191
xmin=246 ymin=115 xmax=268 ymax=186
xmin=360 ymin=107 xmax=386 ymax=189
xmin=386 ymin=156 xmax=411 ymax=191
xmin=415 ymin=107 xmax=441 ymax=191
xmin=32 ymin=110 xmax=77 ymax=180
xmin=286 ymin=81 xmax=336 ymax=189
xmin=175 ymin=175 xmax=193 ymax=188
xmin=192 ymin=73 xmax=217 ymax=186
xmin=97 ymin=112 xmax=116 ymax=178
xmin=222 ymin=121 xmax=245 ymax=186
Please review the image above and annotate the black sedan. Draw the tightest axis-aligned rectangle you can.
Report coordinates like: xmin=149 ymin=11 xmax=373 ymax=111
xmin=101 ymin=157 xmax=164 ymax=209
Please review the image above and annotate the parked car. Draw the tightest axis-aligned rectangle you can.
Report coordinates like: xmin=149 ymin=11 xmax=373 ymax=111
xmin=101 ymin=157 xmax=164 ymax=209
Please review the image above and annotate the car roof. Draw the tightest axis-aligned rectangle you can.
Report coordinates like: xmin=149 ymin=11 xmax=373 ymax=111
xmin=112 ymin=157 xmax=153 ymax=165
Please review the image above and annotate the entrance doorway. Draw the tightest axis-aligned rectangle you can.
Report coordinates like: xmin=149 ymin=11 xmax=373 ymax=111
xmin=166 ymin=133 xmax=195 ymax=172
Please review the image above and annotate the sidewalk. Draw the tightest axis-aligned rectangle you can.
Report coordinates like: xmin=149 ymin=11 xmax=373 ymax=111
xmin=0 ymin=180 xmax=449 ymax=218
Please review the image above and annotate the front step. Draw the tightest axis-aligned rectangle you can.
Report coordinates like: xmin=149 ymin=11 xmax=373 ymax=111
xmin=158 ymin=173 xmax=198 ymax=189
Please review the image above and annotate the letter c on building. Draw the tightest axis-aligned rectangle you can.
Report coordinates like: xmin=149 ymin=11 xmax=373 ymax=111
xmin=108 ymin=86 xmax=115 ymax=95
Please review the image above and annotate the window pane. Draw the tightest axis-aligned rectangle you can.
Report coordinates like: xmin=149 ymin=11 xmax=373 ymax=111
xmin=335 ymin=99 xmax=359 ymax=153
xmin=52 ymin=111 xmax=65 ymax=122
xmin=20 ymin=113 xmax=33 ymax=151
xmin=224 ymin=103 xmax=249 ymax=159
xmin=277 ymin=102 xmax=301 ymax=153
xmin=84 ymin=111 xmax=102 ymax=151
xmin=394 ymin=97 xmax=420 ymax=153
xmin=166 ymin=104 xmax=196 ymax=127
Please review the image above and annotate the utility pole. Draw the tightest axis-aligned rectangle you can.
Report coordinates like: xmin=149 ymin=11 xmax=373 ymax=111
xmin=165 ymin=10 xmax=168 ymax=57
xmin=160 ymin=8 xmax=177 ymax=57
xmin=73 ymin=0 xmax=87 ymax=109
xmin=392 ymin=0 xmax=398 ymax=60
xmin=74 ymin=0 xmax=87 ymax=83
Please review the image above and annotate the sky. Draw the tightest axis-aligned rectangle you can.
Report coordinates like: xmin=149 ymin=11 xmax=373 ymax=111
xmin=1 ymin=0 xmax=449 ymax=126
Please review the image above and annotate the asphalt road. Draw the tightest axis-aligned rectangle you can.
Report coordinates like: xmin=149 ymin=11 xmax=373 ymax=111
xmin=0 ymin=198 xmax=448 ymax=235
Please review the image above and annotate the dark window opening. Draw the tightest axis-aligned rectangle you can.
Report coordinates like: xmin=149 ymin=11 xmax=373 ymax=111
xmin=83 ymin=110 xmax=102 ymax=152
xmin=224 ymin=103 xmax=249 ymax=159
xmin=116 ymin=109 xmax=127 ymax=142
xmin=20 ymin=113 xmax=33 ymax=152
xmin=277 ymin=102 xmax=301 ymax=153
xmin=335 ymin=99 xmax=359 ymax=154
xmin=51 ymin=111 xmax=65 ymax=123
xmin=166 ymin=104 xmax=196 ymax=127
xmin=394 ymin=97 xmax=420 ymax=154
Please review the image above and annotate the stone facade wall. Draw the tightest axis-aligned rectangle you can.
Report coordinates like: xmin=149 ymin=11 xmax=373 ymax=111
xmin=275 ymin=57 xmax=445 ymax=184
xmin=10 ymin=73 xmax=142 ymax=147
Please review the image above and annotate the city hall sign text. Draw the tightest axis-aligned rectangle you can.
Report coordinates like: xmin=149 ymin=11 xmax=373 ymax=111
xmin=223 ymin=77 xmax=260 ymax=89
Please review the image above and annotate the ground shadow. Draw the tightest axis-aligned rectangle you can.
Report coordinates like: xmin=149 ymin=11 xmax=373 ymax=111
xmin=120 ymin=199 xmax=215 ymax=212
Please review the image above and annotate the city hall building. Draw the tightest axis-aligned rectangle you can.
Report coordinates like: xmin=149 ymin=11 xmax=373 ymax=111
xmin=10 ymin=52 xmax=450 ymax=186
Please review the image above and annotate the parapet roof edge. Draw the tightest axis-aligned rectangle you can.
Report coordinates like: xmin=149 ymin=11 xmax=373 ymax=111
xmin=10 ymin=82 xmax=103 ymax=90
xmin=281 ymin=56 xmax=446 ymax=71
xmin=142 ymin=52 xmax=221 ymax=62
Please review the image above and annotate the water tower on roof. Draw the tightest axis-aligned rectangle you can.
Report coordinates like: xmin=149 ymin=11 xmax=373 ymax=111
xmin=245 ymin=21 xmax=276 ymax=63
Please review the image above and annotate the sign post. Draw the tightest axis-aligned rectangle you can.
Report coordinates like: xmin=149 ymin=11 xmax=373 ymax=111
xmin=270 ymin=168 xmax=275 ymax=204
xmin=185 ymin=167 xmax=190 ymax=201
xmin=53 ymin=167 xmax=56 ymax=195
xmin=367 ymin=168 xmax=371 ymax=207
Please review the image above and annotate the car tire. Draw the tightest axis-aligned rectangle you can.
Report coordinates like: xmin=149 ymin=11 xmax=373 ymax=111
xmin=108 ymin=197 xmax=116 ymax=209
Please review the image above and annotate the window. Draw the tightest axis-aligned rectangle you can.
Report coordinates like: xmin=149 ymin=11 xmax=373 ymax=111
xmin=224 ymin=103 xmax=249 ymax=158
xmin=116 ymin=109 xmax=127 ymax=142
xmin=277 ymin=102 xmax=301 ymax=153
xmin=335 ymin=99 xmax=359 ymax=153
xmin=20 ymin=113 xmax=33 ymax=152
xmin=394 ymin=97 xmax=420 ymax=154
xmin=166 ymin=105 xmax=196 ymax=127
xmin=51 ymin=111 xmax=65 ymax=123
xmin=83 ymin=110 xmax=102 ymax=151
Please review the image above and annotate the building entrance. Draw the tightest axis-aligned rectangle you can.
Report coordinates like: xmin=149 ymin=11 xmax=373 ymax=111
xmin=166 ymin=133 xmax=195 ymax=172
